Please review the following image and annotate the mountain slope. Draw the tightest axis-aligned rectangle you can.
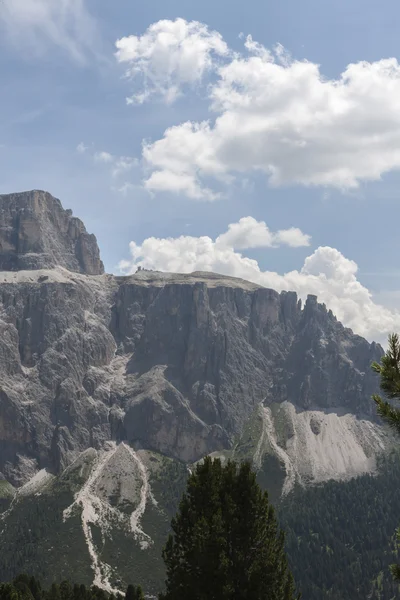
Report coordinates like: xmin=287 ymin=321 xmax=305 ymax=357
xmin=2 ymin=444 xmax=400 ymax=600
xmin=0 ymin=446 xmax=187 ymax=594
xmin=0 ymin=189 xmax=395 ymax=596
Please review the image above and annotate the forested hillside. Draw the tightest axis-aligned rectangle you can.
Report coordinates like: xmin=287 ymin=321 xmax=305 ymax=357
xmin=280 ymin=452 xmax=400 ymax=600
xmin=2 ymin=452 xmax=400 ymax=599
xmin=0 ymin=575 xmax=144 ymax=600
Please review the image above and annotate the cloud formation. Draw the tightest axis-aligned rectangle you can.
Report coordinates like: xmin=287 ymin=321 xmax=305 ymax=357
xmin=76 ymin=142 xmax=88 ymax=154
xmin=0 ymin=0 xmax=98 ymax=62
xmin=216 ymin=217 xmax=311 ymax=248
xmin=134 ymin=26 xmax=400 ymax=197
xmin=78 ymin=144 xmax=139 ymax=180
xmin=115 ymin=18 xmax=229 ymax=104
xmin=94 ymin=151 xmax=113 ymax=163
xmin=118 ymin=221 xmax=400 ymax=344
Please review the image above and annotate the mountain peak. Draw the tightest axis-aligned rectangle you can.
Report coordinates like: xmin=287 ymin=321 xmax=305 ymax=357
xmin=0 ymin=190 xmax=104 ymax=275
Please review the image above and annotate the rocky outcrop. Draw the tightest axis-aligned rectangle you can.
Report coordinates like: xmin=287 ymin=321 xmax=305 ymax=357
xmin=0 ymin=267 xmax=384 ymax=486
xmin=0 ymin=191 xmax=386 ymax=487
xmin=0 ymin=190 xmax=104 ymax=274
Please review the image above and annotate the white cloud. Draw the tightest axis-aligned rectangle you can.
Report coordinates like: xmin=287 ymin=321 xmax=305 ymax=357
xmin=118 ymin=223 xmax=400 ymax=344
xmin=145 ymin=169 xmax=219 ymax=201
xmin=94 ymin=151 xmax=114 ymax=163
xmin=142 ymin=120 xmax=227 ymax=200
xmin=215 ymin=217 xmax=311 ymax=248
xmin=142 ymin=34 xmax=400 ymax=198
xmin=115 ymin=18 xmax=229 ymax=104
xmin=79 ymin=145 xmax=139 ymax=182
xmin=116 ymin=182 xmax=138 ymax=196
xmin=274 ymin=227 xmax=312 ymax=248
xmin=111 ymin=156 xmax=139 ymax=178
xmin=76 ymin=142 xmax=88 ymax=154
xmin=0 ymin=0 xmax=98 ymax=62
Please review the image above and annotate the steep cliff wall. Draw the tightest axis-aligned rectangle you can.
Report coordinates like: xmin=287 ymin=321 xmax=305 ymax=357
xmin=0 ymin=190 xmax=392 ymax=593
xmin=0 ymin=190 xmax=387 ymax=490
xmin=0 ymin=190 xmax=104 ymax=274
xmin=0 ymin=266 xmax=384 ymax=486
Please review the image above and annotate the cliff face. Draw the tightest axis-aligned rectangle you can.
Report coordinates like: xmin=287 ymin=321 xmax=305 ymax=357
xmin=0 ymin=190 xmax=387 ymax=489
xmin=0 ymin=268 xmax=384 ymax=487
xmin=0 ymin=190 xmax=104 ymax=274
xmin=0 ymin=190 xmax=391 ymax=592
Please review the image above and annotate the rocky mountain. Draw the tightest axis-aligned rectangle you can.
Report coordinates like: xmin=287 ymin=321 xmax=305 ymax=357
xmin=0 ymin=190 xmax=393 ymax=593
xmin=0 ymin=190 xmax=103 ymax=274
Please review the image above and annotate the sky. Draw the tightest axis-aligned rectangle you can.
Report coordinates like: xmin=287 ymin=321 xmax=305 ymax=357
xmin=2 ymin=0 xmax=400 ymax=343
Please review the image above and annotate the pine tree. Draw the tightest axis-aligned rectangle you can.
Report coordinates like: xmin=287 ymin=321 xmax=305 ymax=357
xmin=13 ymin=576 xmax=33 ymax=600
xmin=59 ymin=582 xmax=72 ymax=600
xmin=134 ymin=587 xmax=144 ymax=600
xmin=124 ymin=586 xmax=135 ymax=600
xmin=124 ymin=585 xmax=143 ymax=600
xmin=0 ymin=583 xmax=21 ymax=600
xmin=28 ymin=577 xmax=42 ymax=600
xmin=159 ymin=457 xmax=300 ymax=600
xmin=372 ymin=332 xmax=400 ymax=580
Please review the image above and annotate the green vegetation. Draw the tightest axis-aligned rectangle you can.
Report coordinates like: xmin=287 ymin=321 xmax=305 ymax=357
xmin=372 ymin=332 xmax=400 ymax=580
xmin=280 ymin=453 xmax=400 ymax=600
xmin=231 ymin=409 xmax=264 ymax=461
xmin=0 ymin=484 xmax=92 ymax=585
xmin=0 ymin=453 xmax=190 ymax=595
xmin=0 ymin=575 xmax=143 ymax=600
xmin=159 ymin=456 xmax=299 ymax=600
xmin=4 ymin=435 xmax=400 ymax=598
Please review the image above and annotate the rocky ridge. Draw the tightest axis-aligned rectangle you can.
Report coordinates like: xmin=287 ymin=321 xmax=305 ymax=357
xmin=0 ymin=190 xmax=104 ymax=274
xmin=0 ymin=190 xmax=392 ymax=591
xmin=0 ymin=191 xmax=387 ymax=487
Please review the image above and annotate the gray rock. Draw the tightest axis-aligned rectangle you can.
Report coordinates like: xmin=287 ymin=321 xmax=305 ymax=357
xmin=0 ymin=190 xmax=104 ymax=274
xmin=0 ymin=191 xmax=385 ymax=486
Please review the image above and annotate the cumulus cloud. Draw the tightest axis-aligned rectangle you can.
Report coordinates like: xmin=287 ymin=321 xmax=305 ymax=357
xmin=118 ymin=223 xmax=400 ymax=344
xmin=142 ymin=120 xmax=225 ymax=200
xmin=141 ymin=31 xmax=400 ymax=197
xmin=0 ymin=0 xmax=98 ymax=62
xmin=216 ymin=217 xmax=311 ymax=248
xmin=115 ymin=18 xmax=229 ymax=104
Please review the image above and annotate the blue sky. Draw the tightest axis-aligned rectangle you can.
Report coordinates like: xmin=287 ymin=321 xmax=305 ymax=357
xmin=2 ymin=0 xmax=400 ymax=342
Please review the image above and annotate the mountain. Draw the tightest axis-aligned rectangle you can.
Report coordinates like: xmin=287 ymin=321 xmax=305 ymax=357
xmin=0 ymin=190 xmax=394 ymax=596
xmin=0 ymin=190 xmax=104 ymax=275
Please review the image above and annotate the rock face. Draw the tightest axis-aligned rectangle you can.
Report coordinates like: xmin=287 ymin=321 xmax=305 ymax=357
xmin=0 ymin=190 xmax=104 ymax=274
xmin=0 ymin=191 xmax=387 ymax=489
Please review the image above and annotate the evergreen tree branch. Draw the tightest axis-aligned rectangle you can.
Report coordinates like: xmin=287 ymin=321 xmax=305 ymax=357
xmin=373 ymin=395 xmax=400 ymax=435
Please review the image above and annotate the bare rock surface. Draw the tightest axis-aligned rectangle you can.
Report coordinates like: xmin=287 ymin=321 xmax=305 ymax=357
xmin=0 ymin=190 xmax=386 ymax=487
xmin=0 ymin=190 xmax=104 ymax=274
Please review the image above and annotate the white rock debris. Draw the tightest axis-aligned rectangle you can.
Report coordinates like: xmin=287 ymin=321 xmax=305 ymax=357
xmin=63 ymin=442 xmax=153 ymax=592
xmin=122 ymin=443 xmax=152 ymax=546
xmin=256 ymin=402 xmax=389 ymax=494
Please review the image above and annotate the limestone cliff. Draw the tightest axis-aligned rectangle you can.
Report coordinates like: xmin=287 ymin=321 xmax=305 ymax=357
xmin=0 ymin=190 xmax=104 ymax=274
xmin=0 ymin=190 xmax=393 ymax=592
xmin=0 ymin=190 xmax=388 ymax=490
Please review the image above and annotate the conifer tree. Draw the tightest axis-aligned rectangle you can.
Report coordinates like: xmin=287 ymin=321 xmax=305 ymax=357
xmin=59 ymin=582 xmax=72 ymax=600
xmin=134 ymin=587 xmax=144 ymax=600
xmin=124 ymin=586 xmax=135 ymax=600
xmin=124 ymin=585 xmax=143 ymax=600
xmin=0 ymin=583 xmax=21 ymax=600
xmin=29 ymin=578 xmax=42 ymax=600
xmin=372 ymin=332 xmax=400 ymax=580
xmin=159 ymin=456 xmax=299 ymax=600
